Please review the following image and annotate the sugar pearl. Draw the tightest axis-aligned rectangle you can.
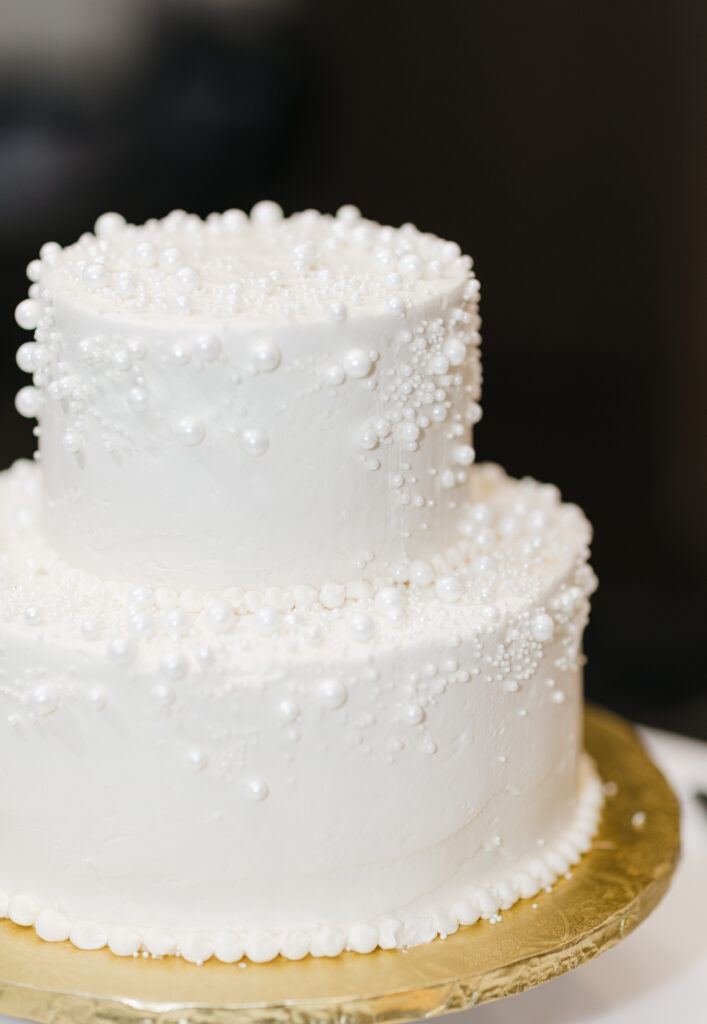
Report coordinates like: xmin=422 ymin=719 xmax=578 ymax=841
xmin=245 ymin=777 xmax=270 ymax=801
xmin=532 ymin=613 xmax=555 ymax=642
xmin=240 ymin=427 xmax=269 ymax=456
xmin=175 ymin=417 xmax=206 ymax=446
xmin=409 ymin=560 xmax=434 ymax=587
xmin=15 ymin=299 xmax=41 ymax=330
xmin=15 ymin=386 xmax=42 ymax=418
xmin=317 ymin=679 xmax=348 ymax=709
xmin=343 ymin=349 xmax=373 ymax=378
xmin=251 ymin=337 xmax=281 ymax=372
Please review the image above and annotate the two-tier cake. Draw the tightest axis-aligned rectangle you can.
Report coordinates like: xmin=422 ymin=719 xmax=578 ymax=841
xmin=0 ymin=204 xmax=602 ymax=964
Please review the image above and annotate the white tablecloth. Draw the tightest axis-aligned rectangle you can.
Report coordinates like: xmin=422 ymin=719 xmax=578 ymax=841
xmin=2 ymin=726 xmax=706 ymax=1023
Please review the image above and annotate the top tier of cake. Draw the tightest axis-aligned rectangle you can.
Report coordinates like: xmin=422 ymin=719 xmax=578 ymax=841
xmin=14 ymin=204 xmax=481 ymax=590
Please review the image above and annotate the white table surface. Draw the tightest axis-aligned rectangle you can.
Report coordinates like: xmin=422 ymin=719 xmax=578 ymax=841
xmin=2 ymin=725 xmax=706 ymax=1024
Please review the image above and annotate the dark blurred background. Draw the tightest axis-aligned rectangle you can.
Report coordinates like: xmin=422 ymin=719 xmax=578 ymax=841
xmin=1 ymin=0 xmax=705 ymax=737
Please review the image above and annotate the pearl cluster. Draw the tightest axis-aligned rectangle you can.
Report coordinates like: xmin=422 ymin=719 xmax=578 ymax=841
xmin=0 ymin=460 xmax=595 ymax=712
xmin=17 ymin=204 xmax=473 ymax=323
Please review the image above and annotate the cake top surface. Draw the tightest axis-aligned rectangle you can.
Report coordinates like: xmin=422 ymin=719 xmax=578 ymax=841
xmin=25 ymin=203 xmax=473 ymax=326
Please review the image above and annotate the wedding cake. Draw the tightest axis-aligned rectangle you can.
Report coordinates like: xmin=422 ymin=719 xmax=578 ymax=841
xmin=0 ymin=204 xmax=602 ymax=964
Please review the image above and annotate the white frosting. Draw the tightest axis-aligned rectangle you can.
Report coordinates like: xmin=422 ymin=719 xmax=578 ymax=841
xmin=1 ymin=206 xmax=602 ymax=963
xmin=0 ymin=458 xmax=600 ymax=962
xmin=14 ymin=205 xmax=481 ymax=590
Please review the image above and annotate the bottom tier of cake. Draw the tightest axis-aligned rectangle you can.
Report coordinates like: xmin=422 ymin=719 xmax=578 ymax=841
xmin=0 ymin=461 xmax=601 ymax=963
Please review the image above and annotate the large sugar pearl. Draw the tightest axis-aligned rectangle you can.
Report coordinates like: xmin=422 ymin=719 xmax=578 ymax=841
xmin=15 ymin=386 xmax=42 ymax=418
xmin=16 ymin=342 xmax=37 ymax=372
xmin=454 ymin=444 xmax=475 ymax=466
xmin=435 ymin=574 xmax=464 ymax=603
xmin=532 ymin=612 xmax=555 ymax=642
xmin=94 ymin=212 xmax=126 ymax=236
xmin=444 ymin=338 xmax=467 ymax=366
xmin=25 ymin=259 xmax=43 ymax=282
xmin=240 ymin=427 xmax=269 ymax=456
xmin=251 ymin=200 xmax=283 ymax=224
xmin=336 ymin=203 xmax=361 ymax=222
xmin=14 ymin=299 xmax=41 ymax=330
xmin=161 ymin=652 xmax=188 ymax=679
xmin=317 ymin=678 xmax=348 ymax=709
xmin=207 ymin=600 xmax=235 ymax=632
xmin=134 ymin=241 xmax=158 ymax=267
xmin=61 ymin=430 xmax=83 ymax=454
xmin=343 ymin=349 xmax=373 ymax=378
xmin=409 ymin=560 xmax=434 ymax=587
xmin=83 ymin=262 xmax=109 ymax=286
xmin=195 ymin=334 xmax=221 ymax=361
xmin=244 ymin=777 xmax=270 ymax=801
xmin=31 ymin=683 xmax=59 ymax=716
xmin=176 ymin=417 xmax=206 ymax=446
xmin=251 ymin=337 xmax=281 ymax=372
xmin=399 ymin=253 xmax=425 ymax=280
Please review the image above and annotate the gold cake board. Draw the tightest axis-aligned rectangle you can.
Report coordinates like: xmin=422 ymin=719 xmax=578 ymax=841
xmin=0 ymin=705 xmax=680 ymax=1024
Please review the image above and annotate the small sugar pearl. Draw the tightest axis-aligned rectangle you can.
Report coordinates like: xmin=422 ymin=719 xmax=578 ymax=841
xmin=127 ymin=386 xmax=148 ymax=412
xmin=251 ymin=337 xmax=281 ymax=372
xmin=108 ymin=637 xmax=136 ymax=666
xmin=160 ymin=246 xmax=184 ymax=269
xmin=454 ymin=444 xmax=475 ymax=466
xmin=631 ymin=811 xmax=646 ymax=828
xmin=444 ymin=338 xmax=467 ymax=366
xmin=240 ymin=427 xmax=269 ymax=456
xmin=195 ymin=334 xmax=221 ymax=361
xmin=409 ymin=560 xmax=434 ymax=587
xmin=87 ymin=686 xmax=108 ymax=710
xmin=399 ymin=253 xmax=425 ymax=280
xmin=207 ymin=600 xmax=235 ymax=632
xmin=245 ymin=777 xmax=269 ymax=801
xmin=325 ymin=364 xmax=346 ymax=386
xmin=61 ymin=431 xmax=83 ymax=454
xmin=320 ymin=582 xmax=345 ymax=609
xmin=359 ymin=425 xmax=379 ymax=450
xmin=83 ymin=262 xmax=109 ymax=286
xmin=329 ymin=301 xmax=347 ymax=321
xmin=428 ymin=354 xmax=450 ymax=376
xmin=175 ymin=417 xmax=206 ymax=446
xmin=343 ymin=349 xmax=373 ymax=379
xmin=278 ymin=699 xmax=300 ymax=722
xmin=404 ymin=703 xmax=425 ymax=725
xmin=134 ymin=241 xmax=158 ymax=267
xmin=161 ymin=652 xmax=188 ymax=679
xmin=187 ymin=748 xmax=208 ymax=771
xmin=435 ymin=574 xmax=464 ymax=603
xmin=317 ymin=679 xmax=348 ymax=709
xmin=151 ymin=683 xmax=175 ymax=706
xmin=532 ymin=613 xmax=555 ymax=642
xmin=255 ymin=607 xmax=281 ymax=633
xmin=31 ymin=683 xmax=59 ymax=716
xmin=349 ymin=612 xmax=374 ymax=641
xmin=399 ymin=422 xmax=420 ymax=442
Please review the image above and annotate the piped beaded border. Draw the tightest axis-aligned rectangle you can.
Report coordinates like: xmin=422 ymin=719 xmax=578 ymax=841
xmin=0 ymin=756 xmax=603 ymax=965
